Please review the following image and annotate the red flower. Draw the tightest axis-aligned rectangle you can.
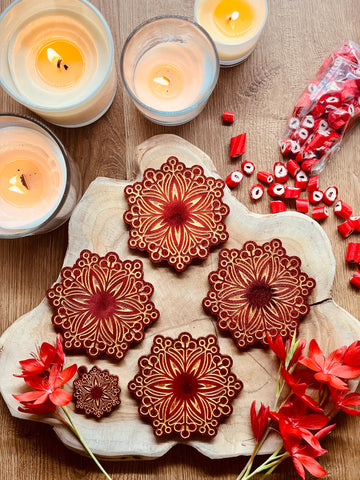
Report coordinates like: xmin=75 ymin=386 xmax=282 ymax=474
xmin=14 ymin=362 xmax=77 ymax=407
xmin=281 ymin=368 xmax=323 ymax=413
xmin=271 ymin=399 xmax=328 ymax=450
xmin=330 ymin=389 xmax=360 ymax=416
xmin=14 ymin=334 xmax=65 ymax=379
xmin=267 ymin=334 xmax=306 ymax=368
xmin=284 ymin=435 xmax=327 ymax=480
xmin=299 ymin=339 xmax=360 ymax=391
xmin=250 ymin=401 xmax=270 ymax=442
xmin=14 ymin=342 xmax=56 ymax=379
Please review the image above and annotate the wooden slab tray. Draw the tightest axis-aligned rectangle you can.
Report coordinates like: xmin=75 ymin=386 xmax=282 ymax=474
xmin=1 ymin=134 xmax=360 ymax=460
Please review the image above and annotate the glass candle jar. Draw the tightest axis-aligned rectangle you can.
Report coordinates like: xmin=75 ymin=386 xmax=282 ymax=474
xmin=120 ymin=16 xmax=219 ymax=126
xmin=0 ymin=114 xmax=81 ymax=238
xmin=0 ymin=0 xmax=116 ymax=127
xmin=194 ymin=0 xmax=268 ymax=67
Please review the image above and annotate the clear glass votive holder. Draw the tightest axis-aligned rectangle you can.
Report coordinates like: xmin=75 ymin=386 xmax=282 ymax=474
xmin=120 ymin=15 xmax=219 ymax=126
xmin=194 ymin=0 xmax=268 ymax=67
xmin=0 ymin=114 xmax=82 ymax=239
xmin=0 ymin=0 xmax=116 ymax=127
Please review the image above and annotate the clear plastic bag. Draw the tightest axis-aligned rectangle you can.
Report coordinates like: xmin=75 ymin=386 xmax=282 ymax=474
xmin=279 ymin=41 xmax=360 ymax=175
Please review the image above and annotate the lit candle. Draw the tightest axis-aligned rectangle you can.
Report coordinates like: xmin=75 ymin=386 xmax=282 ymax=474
xmin=121 ymin=16 xmax=219 ymax=126
xmin=0 ymin=114 xmax=81 ymax=238
xmin=195 ymin=0 xmax=268 ymax=66
xmin=0 ymin=0 xmax=116 ymax=127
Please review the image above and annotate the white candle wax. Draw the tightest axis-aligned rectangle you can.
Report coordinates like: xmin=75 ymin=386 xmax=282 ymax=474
xmin=195 ymin=0 xmax=268 ymax=66
xmin=0 ymin=115 xmax=81 ymax=238
xmin=133 ymin=43 xmax=203 ymax=112
xmin=0 ymin=0 xmax=116 ymax=127
xmin=121 ymin=16 xmax=219 ymax=126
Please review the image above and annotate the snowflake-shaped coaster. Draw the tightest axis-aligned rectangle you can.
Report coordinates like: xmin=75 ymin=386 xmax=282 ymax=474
xmin=123 ymin=156 xmax=229 ymax=272
xmin=73 ymin=366 xmax=121 ymax=418
xmin=46 ymin=250 xmax=159 ymax=360
xmin=128 ymin=332 xmax=243 ymax=440
xmin=203 ymin=239 xmax=316 ymax=349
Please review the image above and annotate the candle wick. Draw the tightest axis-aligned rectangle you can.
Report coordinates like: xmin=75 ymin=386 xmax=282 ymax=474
xmin=56 ymin=59 xmax=69 ymax=70
xmin=20 ymin=174 xmax=29 ymax=190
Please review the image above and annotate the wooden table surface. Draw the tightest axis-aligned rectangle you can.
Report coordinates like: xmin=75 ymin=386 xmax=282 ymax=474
xmin=1 ymin=0 xmax=360 ymax=479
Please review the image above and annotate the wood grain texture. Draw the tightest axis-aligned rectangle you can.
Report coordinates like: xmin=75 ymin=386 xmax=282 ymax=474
xmin=0 ymin=0 xmax=360 ymax=479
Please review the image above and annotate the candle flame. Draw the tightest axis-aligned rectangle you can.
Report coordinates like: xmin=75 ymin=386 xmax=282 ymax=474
xmin=228 ymin=10 xmax=240 ymax=22
xmin=47 ymin=47 xmax=62 ymax=67
xmin=8 ymin=175 xmax=28 ymax=195
xmin=153 ymin=76 xmax=170 ymax=86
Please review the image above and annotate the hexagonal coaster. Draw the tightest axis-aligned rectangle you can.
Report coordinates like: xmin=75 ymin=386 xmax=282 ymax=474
xmin=203 ymin=239 xmax=316 ymax=349
xmin=128 ymin=332 xmax=243 ymax=440
xmin=47 ymin=250 xmax=159 ymax=360
xmin=124 ymin=156 xmax=229 ymax=272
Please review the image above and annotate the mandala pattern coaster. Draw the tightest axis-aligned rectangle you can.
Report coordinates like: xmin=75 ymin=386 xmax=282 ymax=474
xmin=128 ymin=332 xmax=243 ymax=440
xmin=203 ymin=239 xmax=316 ymax=349
xmin=123 ymin=156 xmax=229 ymax=272
xmin=73 ymin=366 xmax=121 ymax=418
xmin=47 ymin=250 xmax=159 ymax=360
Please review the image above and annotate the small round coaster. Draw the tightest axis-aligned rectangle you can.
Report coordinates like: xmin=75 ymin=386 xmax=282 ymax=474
xmin=73 ymin=365 xmax=121 ymax=418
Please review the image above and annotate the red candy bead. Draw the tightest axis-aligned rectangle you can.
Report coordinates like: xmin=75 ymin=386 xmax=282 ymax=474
xmin=323 ymin=186 xmax=338 ymax=205
xmin=350 ymin=271 xmax=360 ymax=288
xmin=312 ymin=205 xmax=329 ymax=220
xmin=334 ymin=200 xmax=353 ymax=219
xmin=257 ymin=171 xmax=274 ymax=184
xmin=284 ymin=187 xmax=301 ymax=199
xmin=241 ymin=160 xmax=255 ymax=175
xmin=296 ymin=198 xmax=309 ymax=213
xmin=309 ymin=190 xmax=324 ymax=204
xmin=286 ymin=159 xmax=301 ymax=177
xmin=230 ymin=133 xmax=246 ymax=158
xmin=345 ymin=243 xmax=360 ymax=263
xmin=270 ymin=201 xmax=286 ymax=213
xmin=250 ymin=183 xmax=265 ymax=200
xmin=226 ymin=170 xmax=243 ymax=188
xmin=294 ymin=170 xmax=308 ymax=190
xmin=307 ymin=175 xmax=319 ymax=193
xmin=267 ymin=183 xmax=285 ymax=197
xmin=223 ymin=111 xmax=235 ymax=123
xmin=337 ymin=219 xmax=356 ymax=238
xmin=273 ymin=161 xmax=288 ymax=183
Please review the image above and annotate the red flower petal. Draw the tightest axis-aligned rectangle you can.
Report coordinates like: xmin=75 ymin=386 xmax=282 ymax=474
xmin=267 ymin=335 xmax=286 ymax=362
xmin=308 ymin=339 xmax=326 ymax=369
xmin=55 ymin=364 xmax=77 ymax=388
xmin=295 ymin=454 xmax=327 ymax=478
xmin=49 ymin=388 xmax=72 ymax=406
xmin=329 ymin=364 xmax=360 ymax=379
xmin=13 ymin=391 xmax=46 ymax=403
xmin=39 ymin=342 xmax=57 ymax=366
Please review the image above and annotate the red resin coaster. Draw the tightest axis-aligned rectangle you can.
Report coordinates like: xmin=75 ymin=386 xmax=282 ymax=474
xmin=73 ymin=366 xmax=121 ymax=418
xmin=47 ymin=250 xmax=159 ymax=360
xmin=123 ymin=156 xmax=229 ymax=272
xmin=203 ymin=239 xmax=316 ymax=349
xmin=128 ymin=332 xmax=243 ymax=440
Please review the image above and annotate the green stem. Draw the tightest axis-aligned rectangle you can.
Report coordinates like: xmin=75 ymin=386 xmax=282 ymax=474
xmin=236 ymin=444 xmax=285 ymax=480
xmin=258 ymin=452 xmax=290 ymax=479
xmin=60 ymin=406 xmax=113 ymax=480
